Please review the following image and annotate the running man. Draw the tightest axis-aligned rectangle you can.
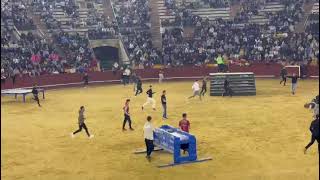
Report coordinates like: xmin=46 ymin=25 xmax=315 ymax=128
xmin=142 ymin=85 xmax=156 ymax=110
xmin=32 ymin=85 xmax=41 ymax=107
xmin=200 ymin=76 xmax=207 ymax=97
xmin=71 ymin=106 xmax=94 ymax=138
xmin=135 ymin=76 xmax=143 ymax=96
xmin=161 ymin=90 xmax=168 ymax=119
xmin=188 ymin=80 xmax=201 ymax=100
xmin=123 ymin=99 xmax=134 ymax=131
xmin=304 ymin=115 xmax=319 ymax=154
xmin=179 ymin=113 xmax=190 ymax=153
xmin=279 ymin=67 xmax=287 ymax=86
xmin=287 ymin=73 xmax=299 ymax=95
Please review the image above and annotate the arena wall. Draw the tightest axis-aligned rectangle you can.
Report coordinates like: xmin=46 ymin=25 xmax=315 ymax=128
xmin=1 ymin=64 xmax=318 ymax=90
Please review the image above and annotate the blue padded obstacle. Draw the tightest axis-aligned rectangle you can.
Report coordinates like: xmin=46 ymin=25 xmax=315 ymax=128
xmin=134 ymin=125 xmax=212 ymax=168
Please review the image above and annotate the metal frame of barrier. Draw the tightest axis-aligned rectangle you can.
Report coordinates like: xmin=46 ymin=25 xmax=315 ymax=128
xmin=134 ymin=125 xmax=212 ymax=168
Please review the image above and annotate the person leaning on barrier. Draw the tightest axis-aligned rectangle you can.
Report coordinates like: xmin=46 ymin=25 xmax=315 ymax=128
xmin=144 ymin=116 xmax=154 ymax=161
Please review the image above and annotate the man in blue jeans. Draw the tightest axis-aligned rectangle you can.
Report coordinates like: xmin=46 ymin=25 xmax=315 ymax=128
xmin=161 ymin=90 xmax=168 ymax=119
xmin=287 ymin=73 xmax=299 ymax=95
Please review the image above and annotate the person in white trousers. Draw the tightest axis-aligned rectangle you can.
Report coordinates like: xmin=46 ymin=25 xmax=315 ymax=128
xmin=142 ymin=85 xmax=156 ymax=110
xmin=188 ymin=80 xmax=201 ymax=100
xmin=159 ymin=70 xmax=164 ymax=83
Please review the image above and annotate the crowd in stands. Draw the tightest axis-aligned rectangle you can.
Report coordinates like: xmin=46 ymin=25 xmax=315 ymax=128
xmin=52 ymin=32 xmax=97 ymax=73
xmin=306 ymin=13 xmax=319 ymax=35
xmin=114 ymin=0 xmax=151 ymax=28
xmin=35 ymin=0 xmax=117 ymax=39
xmin=1 ymin=0 xmax=35 ymax=30
xmin=1 ymin=32 xmax=65 ymax=78
xmin=173 ymin=18 xmax=318 ymax=67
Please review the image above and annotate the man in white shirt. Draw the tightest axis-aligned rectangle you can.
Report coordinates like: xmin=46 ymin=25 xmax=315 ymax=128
xmin=188 ymin=80 xmax=201 ymax=100
xmin=144 ymin=116 xmax=154 ymax=161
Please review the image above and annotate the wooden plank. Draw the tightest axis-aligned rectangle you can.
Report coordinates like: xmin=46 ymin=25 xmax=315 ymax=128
xmin=157 ymin=157 xmax=212 ymax=168
xmin=133 ymin=147 xmax=163 ymax=154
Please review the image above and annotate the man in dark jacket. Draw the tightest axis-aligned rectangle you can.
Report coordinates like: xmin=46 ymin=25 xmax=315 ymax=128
xmin=304 ymin=115 xmax=319 ymax=154
xmin=32 ymin=85 xmax=41 ymax=107
xmin=222 ymin=78 xmax=232 ymax=97
xmin=279 ymin=67 xmax=287 ymax=86
xmin=135 ymin=76 xmax=143 ymax=96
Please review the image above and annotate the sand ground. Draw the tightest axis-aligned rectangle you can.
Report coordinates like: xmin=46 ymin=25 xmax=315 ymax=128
xmin=1 ymin=79 xmax=319 ymax=180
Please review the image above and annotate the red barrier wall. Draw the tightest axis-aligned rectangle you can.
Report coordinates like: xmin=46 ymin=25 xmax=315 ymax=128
xmin=1 ymin=64 xmax=318 ymax=90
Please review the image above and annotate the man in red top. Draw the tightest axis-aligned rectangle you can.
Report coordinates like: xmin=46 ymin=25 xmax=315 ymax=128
xmin=179 ymin=113 xmax=190 ymax=154
xmin=179 ymin=113 xmax=190 ymax=132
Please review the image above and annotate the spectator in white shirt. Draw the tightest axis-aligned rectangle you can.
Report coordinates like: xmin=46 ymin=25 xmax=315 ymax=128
xmin=144 ymin=116 xmax=154 ymax=161
xmin=188 ymin=80 xmax=201 ymax=100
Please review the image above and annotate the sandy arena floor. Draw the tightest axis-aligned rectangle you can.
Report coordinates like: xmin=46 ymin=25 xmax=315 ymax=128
xmin=1 ymin=79 xmax=319 ymax=180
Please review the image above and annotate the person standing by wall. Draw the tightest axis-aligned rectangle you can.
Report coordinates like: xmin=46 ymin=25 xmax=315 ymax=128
xmin=216 ymin=54 xmax=225 ymax=72
xmin=161 ymin=90 xmax=168 ymax=119
xmin=131 ymin=71 xmax=137 ymax=92
xmin=83 ymin=72 xmax=89 ymax=88
xmin=144 ymin=116 xmax=154 ymax=161
xmin=159 ymin=70 xmax=164 ymax=83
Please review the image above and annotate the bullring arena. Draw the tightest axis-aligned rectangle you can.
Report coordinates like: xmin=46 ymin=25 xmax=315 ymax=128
xmin=1 ymin=0 xmax=320 ymax=179
xmin=1 ymin=65 xmax=319 ymax=180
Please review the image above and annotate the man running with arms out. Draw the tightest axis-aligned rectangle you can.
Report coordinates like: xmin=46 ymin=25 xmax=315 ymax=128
xmin=32 ymin=84 xmax=41 ymax=107
xmin=71 ymin=106 xmax=94 ymax=138
xmin=200 ymin=76 xmax=207 ymax=97
xmin=123 ymin=99 xmax=134 ymax=131
xmin=304 ymin=115 xmax=319 ymax=154
xmin=179 ymin=113 xmax=190 ymax=154
xmin=188 ymin=80 xmax=201 ymax=100
xmin=279 ymin=67 xmax=287 ymax=86
xmin=142 ymin=85 xmax=156 ymax=110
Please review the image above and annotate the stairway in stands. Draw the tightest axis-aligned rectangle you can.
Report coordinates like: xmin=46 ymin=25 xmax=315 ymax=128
xmin=103 ymin=0 xmax=116 ymax=19
xmin=26 ymin=5 xmax=66 ymax=56
xmin=295 ymin=1 xmax=317 ymax=33
xmin=230 ymin=1 xmax=241 ymax=19
xmin=150 ymin=0 xmax=163 ymax=49
xmin=26 ymin=6 xmax=53 ymax=42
